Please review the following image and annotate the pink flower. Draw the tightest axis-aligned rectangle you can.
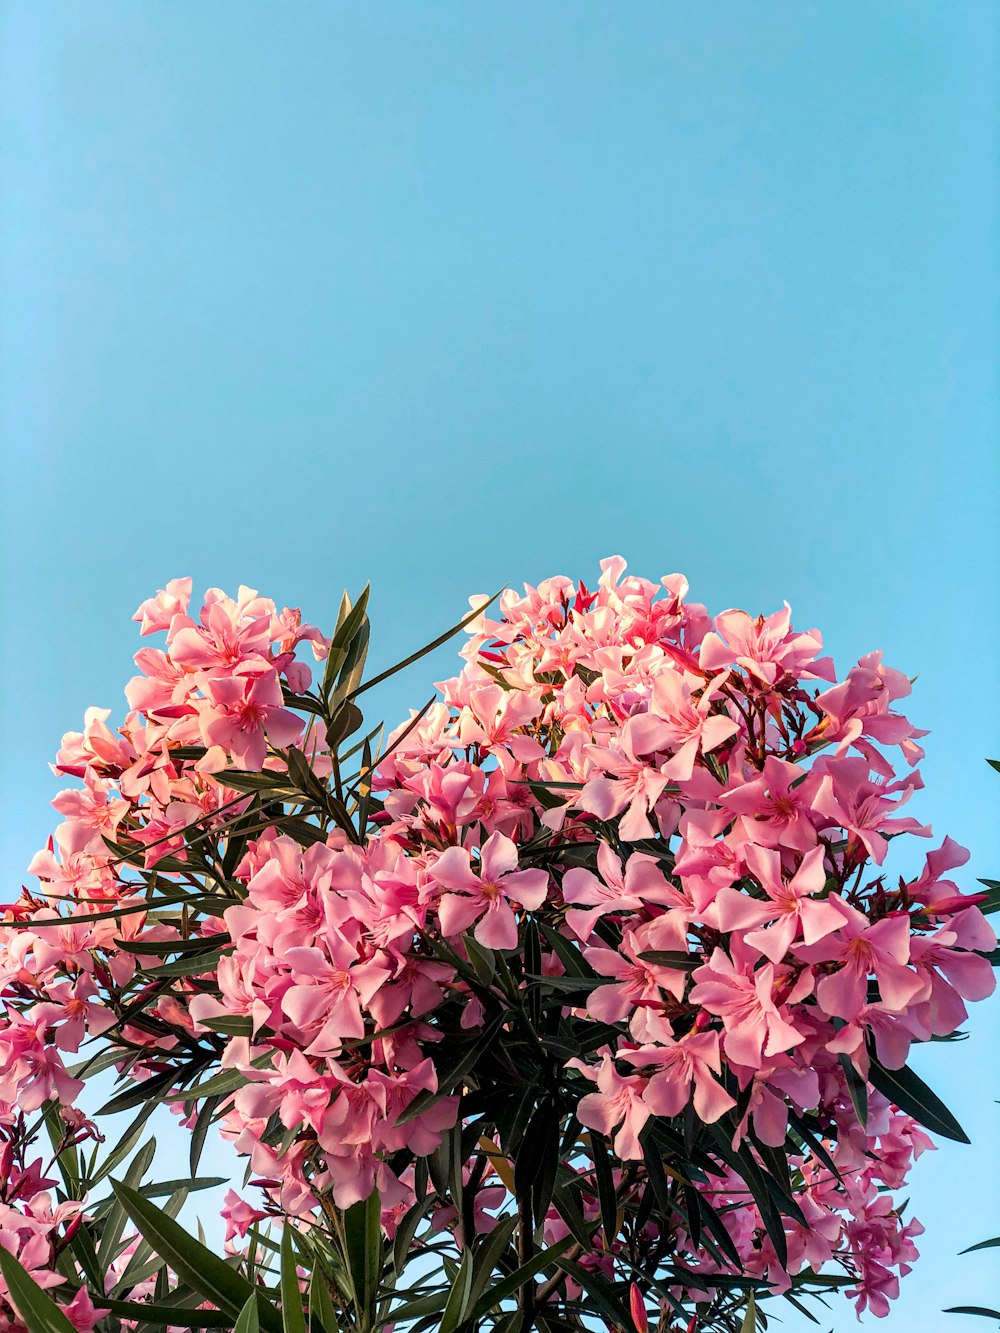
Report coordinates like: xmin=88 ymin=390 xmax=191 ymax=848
xmin=0 ymin=1012 xmax=85 ymax=1111
xmin=623 ymin=1029 xmax=736 ymax=1123
xmin=221 ymin=1189 xmax=267 ymax=1243
xmin=646 ymin=669 xmax=738 ymax=782
xmin=579 ymin=715 xmax=673 ymax=840
xmin=456 ymin=683 xmax=544 ymax=762
xmin=719 ymin=757 xmax=818 ymax=853
xmin=713 ymin=844 xmax=844 ymax=963
xmin=698 ymin=605 xmax=834 ymax=684
xmin=571 ymin=1050 xmax=651 ymax=1160
xmin=279 ymin=937 xmax=392 ymax=1054
xmin=432 ymin=832 xmax=548 ymax=949
xmin=796 ymin=901 xmax=925 ymax=1021
xmin=810 ymin=757 xmax=929 ymax=865
xmin=690 ymin=946 xmax=805 ymax=1069
xmin=585 ymin=922 xmax=689 ymax=1022
xmin=199 ymin=667 xmax=303 ymax=769
xmin=562 ymin=844 xmax=680 ymax=940
xmin=132 ymin=577 xmax=193 ymax=635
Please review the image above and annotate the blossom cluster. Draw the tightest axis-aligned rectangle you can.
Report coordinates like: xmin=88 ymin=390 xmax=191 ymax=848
xmin=4 ymin=562 xmax=996 ymax=1328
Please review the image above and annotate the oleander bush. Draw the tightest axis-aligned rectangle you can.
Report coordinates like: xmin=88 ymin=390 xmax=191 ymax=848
xmin=2 ymin=560 xmax=996 ymax=1333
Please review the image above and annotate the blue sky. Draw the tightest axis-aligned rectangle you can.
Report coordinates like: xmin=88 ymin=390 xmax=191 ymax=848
xmin=1 ymin=3 xmax=997 ymax=1326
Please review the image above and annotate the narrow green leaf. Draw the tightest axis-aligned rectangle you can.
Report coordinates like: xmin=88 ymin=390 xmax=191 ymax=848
xmin=385 ymin=1289 xmax=448 ymax=1324
xmin=99 ymin=1137 xmax=157 ymax=1270
xmin=198 ymin=1014 xmax=254 ymax=1037
xmin=439 ymin=1248 xmax=474 ymax=1333
xmin=326 ymin=702 xmax=364 ymax=750
xmin=467 ymin=1215 xmax=519 ymax=1310
xmin=343 ymin=1187 xmax=382 ymax=1327
xmin=469 ymin=1234 xmax=574 ymax=1320
xmin=115 ymin=932 xmax=232 ymax=957
xmin=391 ymin=1194 xmax=434 ymax=1280
xmin=960 ymin=1237 xmax=1000 ymax=1255
xmin=112 ymin=1180 xmax=282 ymax=1332
xmin=98 ymin=1065 xmax=181 ymax=1116
xmin=636 ymin=949 xmax=700 ymax=971
xmin=142 ymin=1176 xmax=228 ymax=1198
xmin=101 ymin=1297 xmax=235 ymax=1327
xmin=182 ymin=1055 xmax=273 ymax=1103
xmin=944 ymin=1308 xmax=1000 ymax=1321
xmin=590 ymin=1130 xmax=618 ymax=1249
xmin=346 ymin=588 xmax=503 ymax=701
xmin=143 ymin=946 xmax=233 ymax=979
xmin=740 ymin=1290 xmax=757 ymax=1332
xmin=308 ymin=1268 xmax=341 ymax=1332
xmin=556 ymin=1258 xmax=635 ymax=1328
xmin=235 ymin=1295 xmax=261 ymax=1333
xmin=867 ymin=1055 xmax=970 ymax=1143
xmin=837 ymin=1055 xmax=869 ymax=1130
xmin=0 ymin=1247 xmax=77 ymax=1333
xmin=191 ymin=1094 xmax=223 ymax=1175
xmin=281 ymin=1229 xmax=307 ymax=1333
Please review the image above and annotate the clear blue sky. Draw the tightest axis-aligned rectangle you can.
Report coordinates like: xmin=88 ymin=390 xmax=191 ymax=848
xmin=1 ymin=4 xmax=997 ymax=1326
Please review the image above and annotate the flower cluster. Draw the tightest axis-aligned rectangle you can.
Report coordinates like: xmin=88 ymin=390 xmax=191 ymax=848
xmin=4 ymin=561 xmax=996 ymax=1330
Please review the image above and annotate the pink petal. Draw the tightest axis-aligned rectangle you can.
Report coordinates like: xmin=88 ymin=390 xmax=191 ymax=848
xmin=438 ymin=892 xmax=484 ymax=937
xmin=431 ymin=847 xmax=481 ymax=893
xmin=475 ymin=900 xmax=518 ymax=950
xmin=480 ymin=831 xmax=518 ymax=880
xmin=501 ymin=868 xmax=549 ymax=910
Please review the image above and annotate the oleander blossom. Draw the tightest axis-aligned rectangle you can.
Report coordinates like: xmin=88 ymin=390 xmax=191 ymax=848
xmin=3 ymin=561 xmax=995 ymax=1331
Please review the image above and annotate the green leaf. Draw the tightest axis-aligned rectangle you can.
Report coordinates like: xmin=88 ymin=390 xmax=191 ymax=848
xmin=182 ymin=1054 xmax=273 ymax=1103
xmin=590 ymin=1130 xmax=618 ymax=1249
xmin=538 ymin=921 xmax=597 ymax=978
xmin=636 ymin=949 xmax=700 ymax=971
xmin=308 ymin=1267 xmax=341 ymax=1332
xmin=235 ymin=1295 xmax=262 ymax=1333
xmin=280 ymin=1229 xmax=307 ymax=1333
xmin=198 ymin=1014 xmax=254 ymax=1037
xmin=139 ymin=1175 xmax=227 ymax=1198
xmin=0 ymin=1246 xmax=77 ymax=1333
xmin=326 ymin=702 xmax=365 ymax=750
xmin=439 ymin=1248 xmax=474 ymax=1333
xmin=345 ymin=588 xmax=503 ymax=701
xmin=466 ymin=1215 xmax=519 ymax=1310
xmin=281 ymin=688 xmax=327 ymax=718
xmin=99 ymin=1137 xmax=157 ymax=1271
xmin=384 ymin=1289 xmax=448 ymax=1324
xmin=343 ymin=1188 xmax=382 ymax=1329
xmin=98 ymin=1065 xmax=182 ymax=1116
xmin=322 ymin=587 xmax=370 ymax=701
xmin=555 ymin=1258 xmax=634 ymax=1329
xmin=838 ymin=1053 xmax=868 ymax=1130
xmin=944 ymin=1308 xmax=1000 ymax=1321
xmin=396 ymin=1013 xmax=504 ymax=1124
xmin=101 ymin=1297 xmax=235 ymax=1327
xmin=867 ymin=1055 xmax=970 ymax=1143
xmin=142 ymin=946 xmax=233 ymax=979
xmin=960 ymin=1237 xmax=1000 ymax=1255
xmin=391 ymin=1194 xmax=434 ymax=1280
xmin=740 ymin=1290 xmax=758 ymax=1332
xmin=469 ymin=1234 xmax=574 ymax=1320
xmin=191 ymin=1094 xmax=223 ymax=1176
xmin=116 ymin=932 xmax=232 ymax=957
xmin=112 ymin=1180 xmax=282 ymax=1332
xmin=975 ymin=880 xmax=1000 ymax=917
